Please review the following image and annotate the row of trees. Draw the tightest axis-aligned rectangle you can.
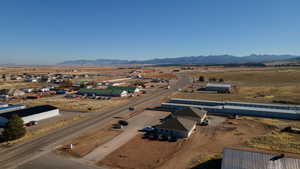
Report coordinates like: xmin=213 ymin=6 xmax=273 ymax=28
xmin=1 ymin=114 xmax=26 ymax=142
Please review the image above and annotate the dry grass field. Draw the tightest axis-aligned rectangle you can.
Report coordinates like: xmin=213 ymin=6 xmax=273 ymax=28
xmin=9 ymin=95 xmax=129 ymax=112
xmin=176 ymin=67 xmax=300 ymax=104
xmin=59 ymin=123 xmax=122 ymax=157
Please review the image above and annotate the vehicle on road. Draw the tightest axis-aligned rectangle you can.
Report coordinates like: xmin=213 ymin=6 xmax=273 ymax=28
xmin=112 ymin=124 xmax=123 ymax=129
xmin=129 ymin=107 xmax=135 ymax=111
xmin=118 ymin=120 xmax=128 ymax=126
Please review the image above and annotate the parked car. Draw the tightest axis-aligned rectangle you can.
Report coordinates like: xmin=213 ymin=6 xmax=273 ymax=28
xmin=129 ymin=107 xmax=135 ymax=111
xmin=25 ymin=121 xmax=38 ymax=127
xmin=140 ymin=126 xmax=155 ymax=132
xmin=158 ymin=134 xmax=168 ymax=141
xmin=148 ymin=133 xmax=158 ymax=140
xmin=112 ymin=124 xmax=123 ymax=129
xmin=142 ymin=133 xmax=150 ymax=139
xmin=200 ymin=119 xmax=209 ymax=126
xmin=167 ymin=136 xmax=178 ymax=142
xmin=118 ymin=120 xmax=128 ymax=126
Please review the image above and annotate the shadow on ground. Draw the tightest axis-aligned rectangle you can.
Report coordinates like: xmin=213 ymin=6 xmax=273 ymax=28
xmin=191 ymin=159 xmax=222 ymax=169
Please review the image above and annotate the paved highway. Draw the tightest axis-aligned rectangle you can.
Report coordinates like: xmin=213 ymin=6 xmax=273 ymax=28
xmin=0 ymin=74 xmax=190 ymax=169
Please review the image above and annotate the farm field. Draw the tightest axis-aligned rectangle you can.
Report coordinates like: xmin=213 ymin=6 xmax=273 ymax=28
xmin=176 ymin=67 xmax=300 ymax=104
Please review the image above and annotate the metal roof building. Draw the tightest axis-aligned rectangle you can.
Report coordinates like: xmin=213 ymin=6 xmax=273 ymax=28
xmin=221 ymin=148 xmax=300 ymax=169
xmin=0 ymin=105 xmax=59 ymax=126
xmin=161 ymin=98 xmax=300 ymax=120
xmin=0 ymin=104 xmax=26 ymax=113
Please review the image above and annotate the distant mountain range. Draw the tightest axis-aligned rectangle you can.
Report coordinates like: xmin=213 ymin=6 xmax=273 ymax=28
xmin=59 ymin=54 xmax=300 ymax=66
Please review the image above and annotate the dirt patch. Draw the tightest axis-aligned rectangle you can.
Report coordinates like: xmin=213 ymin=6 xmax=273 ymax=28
xmin=99 ymin=134 xmax=184 ymax=169
xmin=59 ymin=124 xmax=122 ymax=157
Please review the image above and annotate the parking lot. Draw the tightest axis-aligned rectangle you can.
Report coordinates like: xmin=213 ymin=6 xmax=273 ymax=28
xmin=83 ymin=110 xmax=169 ymax=162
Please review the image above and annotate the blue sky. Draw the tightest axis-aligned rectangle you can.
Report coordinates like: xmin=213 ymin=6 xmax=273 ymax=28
xmin=0 ymin=0 xmax=300 ymax=65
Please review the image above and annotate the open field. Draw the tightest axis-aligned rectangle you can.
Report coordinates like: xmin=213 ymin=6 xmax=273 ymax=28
xmin=59 ymin=123 xmax=122 ymax=157
xmin=175 ymin=67 xmax=300 ymax=104
xmin=99 ymin=134 xmax=183 ymax=169
xmin=8 ymin=95 xmax=129 ymax=112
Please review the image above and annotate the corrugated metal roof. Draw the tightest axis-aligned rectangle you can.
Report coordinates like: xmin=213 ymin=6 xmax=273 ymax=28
xmin=0 ymin=105 xmax=58 ymax=119
xmin=221 ymin=148 xmax=300 ymax=169
xmin=207 ymin=83 xmax=232 ymax=88
xmin=169 ymin=98 xmax=300 ymax=111
xmin=162 ymin=102 xmax=300 ymax=114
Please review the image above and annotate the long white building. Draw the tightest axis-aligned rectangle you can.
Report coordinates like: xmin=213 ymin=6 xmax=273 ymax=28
xmin=0 ymin=105 xmax=60 ymax=126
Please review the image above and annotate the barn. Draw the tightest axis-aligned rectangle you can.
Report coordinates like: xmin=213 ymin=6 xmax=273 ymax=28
xmin=0 ymin=105 xmax=60 ymax=126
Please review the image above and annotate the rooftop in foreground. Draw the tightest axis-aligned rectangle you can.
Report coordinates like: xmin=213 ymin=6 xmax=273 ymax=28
xmin=221 ymin=148 xmax=300 ymax=169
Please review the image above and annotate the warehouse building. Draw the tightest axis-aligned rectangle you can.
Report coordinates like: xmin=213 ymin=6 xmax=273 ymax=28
xmin=161 ymin=98 xmax=300 ymax=120
xmin=221 ymin=148 xmax=300 ymax=169
xmin=0 ymin=103 xmax=26 ymax=114
xmin=0 ymin=105 xmax=60 ymax=126
xmin=199 ymin=83 xmax=232 ymax=93
xmin=77 ymin=88 xmax=128 ymax=97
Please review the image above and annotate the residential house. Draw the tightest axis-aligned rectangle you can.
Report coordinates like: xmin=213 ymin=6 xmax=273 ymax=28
xmin=155 ymin=116 xmax=196 ymax=138
xmin=171 ymin=107 xmax=207 ymax=125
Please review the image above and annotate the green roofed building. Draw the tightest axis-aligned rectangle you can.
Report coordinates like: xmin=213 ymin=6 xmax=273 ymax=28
xmin=77 ymin=88 xmax=128 ymax=97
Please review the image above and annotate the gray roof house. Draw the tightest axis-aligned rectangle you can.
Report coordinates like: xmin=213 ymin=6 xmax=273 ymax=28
xmin=221 ymin=148 xmax=300 ymax=169
xmin=156 ymin=116 xmax=196 ymax=138
xmin=172 ymin=107 xmax=207 ymax=124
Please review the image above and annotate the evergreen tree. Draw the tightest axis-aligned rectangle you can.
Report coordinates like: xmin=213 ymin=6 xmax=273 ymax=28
xmin=2 ymin=114 xmax=26 ymax=141
xmin=199 ymin=76 xmax=205 ymax=82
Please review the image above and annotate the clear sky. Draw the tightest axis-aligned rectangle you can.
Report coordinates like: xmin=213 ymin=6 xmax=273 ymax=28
xmin=0 ymin=0 xmax=300 ymax=65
